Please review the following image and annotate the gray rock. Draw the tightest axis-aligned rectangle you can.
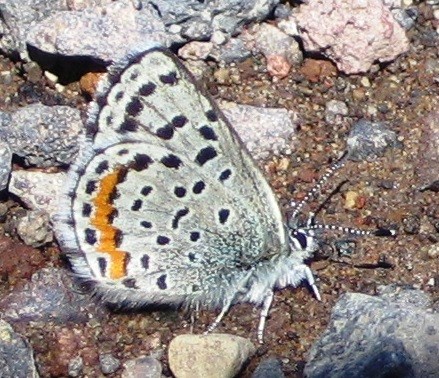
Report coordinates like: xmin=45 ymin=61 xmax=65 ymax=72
xmin=347 ymin=119 xmax=399 ymax=161
xmin=150 ymin=0 xmax=279 ymax=40
xmin=252 ymin=357 xmax=285 ymax=378
xmin=168 ymin=334 xmax=256 ymax=378
xmin=0 ymin=0 xmax=67 ymax=58
xmin=0 ymin=267 xmax=105 ymax=324
xmin=391 ymin=7 xmax=418 ymax=30
xmin=0 ymin=139 xmax=12 ymax=191
xmin=274 ymin=3 xmax=292 ymax=20
xmin=25 ymin=0 xmax=278 ymax=63
xmin=9 ymin=171 xmax=66 ymax=221
xmin=99 ymin=353 xmax=121 ymax=375
xmin=27 ymin=0 xmax=170 ymax=64
xmin=211 ymin=38 xmax=252 ymax=63
xmin=15 ymin=210 xmax=53 ymax=247
xmin=68 ymin=356 xmax=84 ymax=378
xmin=122 ymin=355 xmax=162 ymax=378
xmin=253 ymin=23 xmax=302 ymax=65
xmin=0 ymin=319 xmax=39 ymax=378
xmin=325 ymin=100 xmax=348 ymax=124
xmin=304 ymin=286 xmax=439 ymax=378
xmin=0 ymin=104 xmax=82 ymax=167
xmin=220 ymin=102 xmax=298 ymax=161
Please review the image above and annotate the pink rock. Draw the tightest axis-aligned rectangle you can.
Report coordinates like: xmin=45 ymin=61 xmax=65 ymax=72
xmin=251 ymin=23 xmax=302 ymax=78
xmin=266 ymin=55 xmax=291 ymax=78
xmin=178 ymin=41 xmax=214 ymax=60
xmin=295 ymin=0 xmax=410 ymax=74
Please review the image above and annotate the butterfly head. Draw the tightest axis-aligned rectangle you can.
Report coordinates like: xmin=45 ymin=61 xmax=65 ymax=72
xmin=287 ymin=227 xmax=320 ymax=257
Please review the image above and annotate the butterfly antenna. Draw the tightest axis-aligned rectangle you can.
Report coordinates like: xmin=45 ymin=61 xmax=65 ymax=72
xmin=304 ymin=223 xmax=397 ymax=237
xmin=287 ymin=151 xmax=397 ymax=237
xmin=289 ymin=151 xmax=348 ymax=223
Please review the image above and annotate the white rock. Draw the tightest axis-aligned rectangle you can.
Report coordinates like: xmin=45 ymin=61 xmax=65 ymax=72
xmin=168 ymin=334 xmax=256 ymax=378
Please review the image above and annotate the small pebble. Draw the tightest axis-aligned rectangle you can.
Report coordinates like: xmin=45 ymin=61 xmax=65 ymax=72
xmin=68 ymin=356 xmax=84 ymax=377
xmin=427 ymin=244 xmax=439 ymax=259
xmin=344 ymin=191 xmax=359 ymax=210
xmin=402 ymin=215 xmax=421 ymax=234
xmin=99 ymin=353 xmax=121 ymax=375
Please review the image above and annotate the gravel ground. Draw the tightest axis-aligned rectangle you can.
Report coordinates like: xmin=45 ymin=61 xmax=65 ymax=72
xmin=0 ymin=6 xmax=438 ymax=378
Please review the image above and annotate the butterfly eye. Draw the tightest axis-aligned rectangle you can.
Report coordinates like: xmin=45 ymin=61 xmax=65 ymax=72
xmin=291 ymin=231 xmax=308 ymax=249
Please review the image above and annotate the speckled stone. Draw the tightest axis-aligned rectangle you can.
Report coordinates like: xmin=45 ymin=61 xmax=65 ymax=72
xmin=305 ymin=285 xmax=439 ymax=377
xmin=169 ymin=334 xmax=256 ymax=378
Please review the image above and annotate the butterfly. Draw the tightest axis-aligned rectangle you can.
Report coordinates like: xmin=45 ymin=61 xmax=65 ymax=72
xmin=55 ymin=43 xmax=394 ymax=343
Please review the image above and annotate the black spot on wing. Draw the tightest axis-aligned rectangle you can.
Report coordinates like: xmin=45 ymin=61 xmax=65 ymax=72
xmin=95 ymin=160 xmax=109 ymax=174
xmin=85 ymin=180 xmax=97 ymax=195
xmin=141 ymin=186 xmax=152 ymax=196
xmin=172 ymin=208 xmax=189 ymax=229
xmin=218 ymin=209 xmax=230 ymax=224
xmin=130 ymin=71 xmax=139 ymax=80
xmin=219 ymin=169 xmax=232 ymax=182
xmin=188 ymin=252 xmax=196 ymax=262
xmin=157 ymin=274 xmax=167 ymax=290
xmin=139 ymin=82 xmax=156 ymax=96
xmin=196 ymin=146 xmax=217 ymax=166
xmin=199 ymin=126 xmax=218 ymax=141
xmin=85 ymin=228 xmax=97 ymax=245
xmin=156 ymin=125 xmax=174 ymax=140
xmin=192 ymin=181 xmax=206 ymax=194
xmin=161 ymin=154 xmax=182 ymax=169
xmin=140 ymin=220 xmax=152 ymax=229
xmin=192 ymin=181 xmax=205 ymax=194
xmin=190 ymin=231 xmax=200 ymax=242
xmin=206 ymin=109 xmax=218 ymax=122
xmin=115 ymin=91 xmax=124 ymax=101
xmin=126 ymin=97 xmax=143 ymax=117
xmin=122 ymin=278 xmax=138 ymax=288
xmin=159 ymin=71 xmax=178 ymax=85
xmin=114 ymin=229 xmax=123 ymax=248
xmin=108 ymin=209 xmax=118 ymax=224
xmin=131 ymin=199 xmax=142 ymax=211
xmin=141 ymin=254 xmax=149 ymax=270
xmin=131 ymin=154 xmax=153 ymax=171
xmin=82 ymin=203 xmax=92 ymax=217
xmin=172 ymin=115 xmax=188 ymax=128
xmin=174 ymin=186 xmax=186 ymax=198
xmin=118 ymin=118 xmax=138 ymax=133
xmin=157 ymin=236 xmax=170 ymax=245
xmin=109 ymin=188 xmax=120 ymax=203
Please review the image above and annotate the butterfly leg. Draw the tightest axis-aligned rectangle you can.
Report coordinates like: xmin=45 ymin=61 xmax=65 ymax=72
xmin=300 ymin=264 xmax=321 ymax=301
xmin=190 ymin=302 xmax=200 ymax=333
xmin=257 ymin=289 xmax=274 ymax=344
xmin=204 ymin=299 xmax=233 ymax=335
xmin=205 ymin=269 xmax=255 ymax=335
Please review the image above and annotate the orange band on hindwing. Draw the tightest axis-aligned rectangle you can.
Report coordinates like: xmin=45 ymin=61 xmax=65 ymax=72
xmin=91 ymin=167 xmax=128 ymax=279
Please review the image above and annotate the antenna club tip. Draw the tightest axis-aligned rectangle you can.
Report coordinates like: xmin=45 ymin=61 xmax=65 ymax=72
xmin=374 ymin=228 xmax=397 ymax=237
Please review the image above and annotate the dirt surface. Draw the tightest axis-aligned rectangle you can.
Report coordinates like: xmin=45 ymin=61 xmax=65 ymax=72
xmin=0 ymin=6 xmax=438 ymax=378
